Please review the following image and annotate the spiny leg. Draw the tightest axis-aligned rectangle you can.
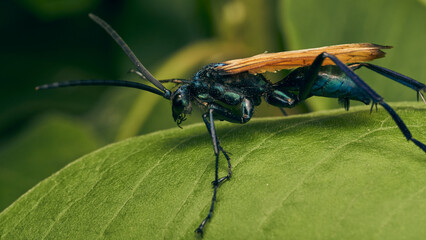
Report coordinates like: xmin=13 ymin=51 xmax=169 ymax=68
xmin=202 ymin=112 xmax=232 ymax=184
xmin=349 ymin=63 xmax=426 ymax=103
xmin=196 ymin=109 xmax=229 ymax=236
xmin=279 ymin=108 xmax=288 ymax=116
xmin=201 ymin=100 xmax=254 ymax=185
xmin=338 ymin=97 xmax=351 ymax=111
xmin=196 ymin=100 xmax=255 ymax=235
xmin=304 ymin=52 xmax=426 ymax=152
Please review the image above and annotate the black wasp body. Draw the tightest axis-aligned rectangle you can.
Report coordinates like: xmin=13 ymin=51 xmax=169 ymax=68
xmin=172 ymin=63 xmax=266 ymax=125
xmin=174 ymin=63 xmax=374 ymax=127
xmin=36 ymin=14 xmax=426 ymax=237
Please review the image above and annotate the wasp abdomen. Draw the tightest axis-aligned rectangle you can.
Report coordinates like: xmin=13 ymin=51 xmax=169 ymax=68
xmin=310 ymin=67 xmax=371 ymax=104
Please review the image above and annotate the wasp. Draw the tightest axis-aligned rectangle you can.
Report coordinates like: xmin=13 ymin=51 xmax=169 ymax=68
xmin=36 ymin=14 xmax=426 ymax=236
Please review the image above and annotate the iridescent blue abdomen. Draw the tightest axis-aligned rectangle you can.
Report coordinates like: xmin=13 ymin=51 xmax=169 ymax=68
xmin=311 ymin=66 xmax=371 ymax=104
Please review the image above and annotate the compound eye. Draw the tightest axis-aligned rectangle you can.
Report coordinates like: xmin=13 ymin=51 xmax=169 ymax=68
xmin=173 ymin=94 xmax=184 ymax=106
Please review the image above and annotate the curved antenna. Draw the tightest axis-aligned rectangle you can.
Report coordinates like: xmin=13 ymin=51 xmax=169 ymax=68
xmin=159 ymin=79 xmax=192 ymax=84
xmin=128 ymin=69 xmax=190 ymax=84
xmin=36 ymin=79 xmax=167 ymax=98
xmin=88 ymin=13 xmax=168 ymax=94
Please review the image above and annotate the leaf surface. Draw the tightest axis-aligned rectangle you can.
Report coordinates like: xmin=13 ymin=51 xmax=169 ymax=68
xmin=0 ymin=103 xmax=425 ymax=239
xmin=0 ymin=114 xmax=102 ymax=211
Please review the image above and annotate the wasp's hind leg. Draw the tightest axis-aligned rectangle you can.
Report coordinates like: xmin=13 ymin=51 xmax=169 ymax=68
xmin=305 ymin=52 xmax=426 ymax=152
xmin=349 ymin=63 xmax=426 ymax=103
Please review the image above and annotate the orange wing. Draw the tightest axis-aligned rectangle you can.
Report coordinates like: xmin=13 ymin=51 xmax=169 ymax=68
xmin=216 ymin=43 xmax=392 ymax=75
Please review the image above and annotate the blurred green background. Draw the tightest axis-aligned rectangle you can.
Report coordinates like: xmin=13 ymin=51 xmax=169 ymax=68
xmin=0 ymin=0 xmax=425 ymax=212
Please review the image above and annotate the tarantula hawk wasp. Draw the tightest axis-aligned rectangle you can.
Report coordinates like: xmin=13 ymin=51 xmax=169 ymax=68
xmin=36 ymin=14 xmax=426 ymax=236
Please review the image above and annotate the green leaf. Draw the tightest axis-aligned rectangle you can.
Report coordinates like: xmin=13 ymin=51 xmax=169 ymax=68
xmin=279 ymin=0 xmax=426 ymax=110
xmin=0 ymin=103 xmax=425 ymax=239
xmin=0 ymin=114 xmax=102 ymax=211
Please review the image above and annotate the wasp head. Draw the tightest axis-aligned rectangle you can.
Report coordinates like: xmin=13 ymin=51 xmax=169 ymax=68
xmin=172 ymin=86 xmax=192 ymax=127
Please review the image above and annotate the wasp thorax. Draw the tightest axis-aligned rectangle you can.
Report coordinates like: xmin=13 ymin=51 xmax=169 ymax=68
xmin=172 ymin=86 xmax=192 ymax=126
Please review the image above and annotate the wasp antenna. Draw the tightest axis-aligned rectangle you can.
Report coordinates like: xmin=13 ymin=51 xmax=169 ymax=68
xmin=128 ymin=69 xmax=190 ymax=85
xmin=35 ymin=79 xmax=169 ymax=99
xmin=128 ymin=69 xmax=147 ymax=80
xmin=88 ymin=13 xmax=168 ymax=94
xmin=159 ymin=79 xmax=191 ymax=84
xmin=129 ymin=69 xmax=189 ymax=84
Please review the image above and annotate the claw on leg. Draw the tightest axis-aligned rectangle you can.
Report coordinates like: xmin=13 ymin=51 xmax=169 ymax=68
xmin=370 ymin=102 xmax=378 ymax=113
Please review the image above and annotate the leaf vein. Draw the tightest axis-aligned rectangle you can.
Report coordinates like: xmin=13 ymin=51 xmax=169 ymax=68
xmin=2 ymin=179 xmax=59 ymax=238
xmin=97 ymin=135 xmax=196 ymax=238
xmin=163 ymin=162 xmax=211 ymax=238
xmin=41 ymin=140 xmax=154 ymax=239
xmin=233 ymin=117 xmax=321 ymax=169
xmin=40 ymin=150 xmax=118 ymax=239
xmin=162 ymin=127 xmax=241 ymax=238
xmin=376 ymin=184 xmax=426 ymax=237
xmin=257 ymin=120 xmax=398 ymax=230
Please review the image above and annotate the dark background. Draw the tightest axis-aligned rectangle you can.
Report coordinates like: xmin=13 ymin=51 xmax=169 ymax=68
xmin=1 ymin=0 xmax=425 ymax=211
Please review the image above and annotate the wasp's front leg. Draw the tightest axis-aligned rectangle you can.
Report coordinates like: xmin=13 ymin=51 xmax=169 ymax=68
xmin=202 ymin=99 xmax=254 ymax=183
xmin=202 ymin=112 xmax=231 ymax=185
xmin=196 ymin=99 xmax=254 ymax=236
